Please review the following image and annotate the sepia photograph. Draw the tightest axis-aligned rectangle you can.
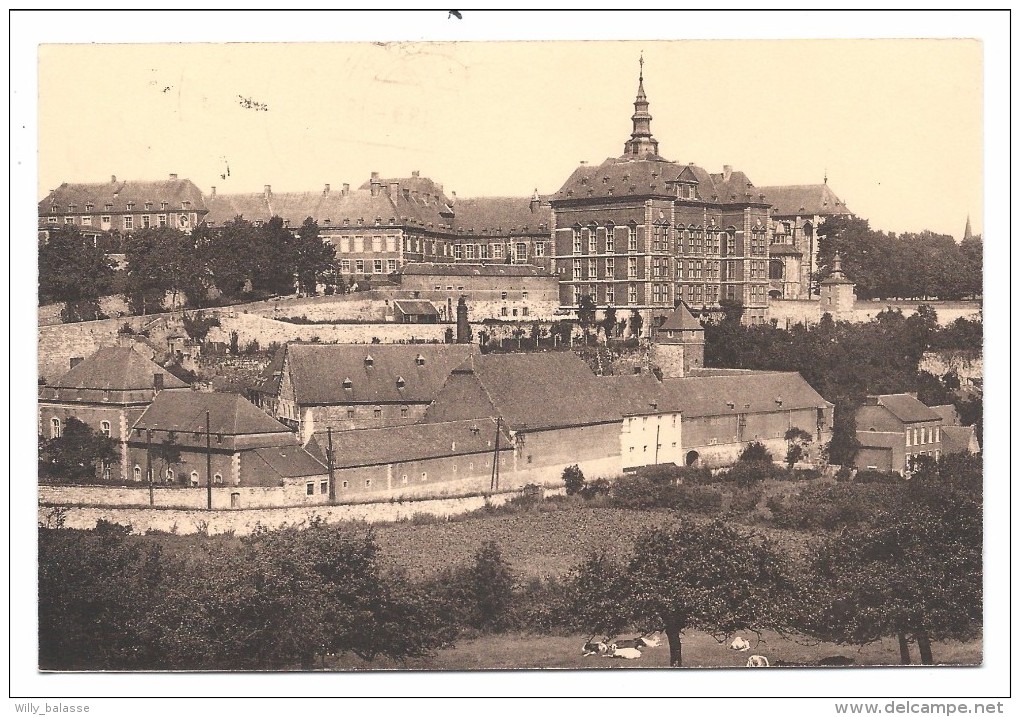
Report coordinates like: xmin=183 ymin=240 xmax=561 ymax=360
xmin=10 ymin=8 xmax=1010 ymax=712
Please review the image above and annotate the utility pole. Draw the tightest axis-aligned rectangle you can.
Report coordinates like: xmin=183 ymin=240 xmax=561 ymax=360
xmin=655 ymin=423 xmax=661 ymax=465
xmin=206 ymin=411 xmax=213 ymax=510
xmin=327 ymin=427 xmax=336 ymax=505
xmin=146 ymin=429 xmax=153 ymax=506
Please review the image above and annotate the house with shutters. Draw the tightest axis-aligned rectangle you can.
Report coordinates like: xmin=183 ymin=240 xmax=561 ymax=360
xmin=38 ymin=346 xmax=187 ymax=481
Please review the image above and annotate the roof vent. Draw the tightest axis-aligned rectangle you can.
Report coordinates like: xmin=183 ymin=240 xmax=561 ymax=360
xmin=451 ymin=441 xmax=456 ymax=450
xmin=415 ymin=354 xmax=426 ymax=366
xmin=342 ymin=377 xmax=353 ymax=389
xmin=775 ymin=396 xmax=783 ymax=406
xmin=726 ymin=401 xmax=735 ymax=409
xmin=364 ymin=355 xmax=374 ymax=367
xmin=396 ymin=376 xmax=406 ymax=389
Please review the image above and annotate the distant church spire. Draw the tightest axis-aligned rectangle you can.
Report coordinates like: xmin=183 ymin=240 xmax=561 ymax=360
xmin=623 ymin=53 xmax=660 ymax=158
xmin=963 ymin=214 xmax=973 ymax=241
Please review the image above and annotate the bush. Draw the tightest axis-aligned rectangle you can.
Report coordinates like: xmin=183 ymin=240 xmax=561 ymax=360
xmin=608 ymin=474 xmax=722 ymax=514
xmin=739 ymin=441 xmax=773 ymax=463
xmin=675 ymin=484 xmax=724 ymax=515
xmin=562 ymin=465 xmax=585 ymax=496
xmin=579 ymin=477 xmax=611 ymax=500
xmin=834 ymin=466 xmax=854 ymax=483
xmin=854 ymin=469 xmax=903 ymax=484
xmin=728 ymin=485 xmax=765 ymax=514
xmin=721 ymin=460 xmax=787 ymax=488
xmin=767 ymin=483 xmax=903 ymax=530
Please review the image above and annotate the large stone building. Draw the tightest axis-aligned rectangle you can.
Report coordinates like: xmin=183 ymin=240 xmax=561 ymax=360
xmin=758 ymin=181 xmax=852 ymax=300
xmin=549 ymin=64 xmax=773 ymax=326
xmin=38 ymin=346 xmax=188 ymax=481
xmin=38 ymin=174 xmax=207 ymax=247
xmin=203 ymin=174 xmax=554 ymax=285
xmin=252 ymin=343 xmax=479 ymax=442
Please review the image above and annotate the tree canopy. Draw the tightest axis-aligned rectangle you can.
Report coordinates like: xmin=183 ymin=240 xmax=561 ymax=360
xmin=39 ymin=226 xmax=115 ymax=321
xmin=38 ymin=417 xmax=119 ymax=483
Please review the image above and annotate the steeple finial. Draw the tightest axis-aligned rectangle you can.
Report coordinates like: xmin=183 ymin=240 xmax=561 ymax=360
xmin=639 ymin=51 xmax=644 ymax=82
xmin=963 ymin=214 xmax=973 ymax=241
xmin=623 ymin=53 xmax=659 ymax=158
xmin=824 ymin=168 xmax=828 ymax=184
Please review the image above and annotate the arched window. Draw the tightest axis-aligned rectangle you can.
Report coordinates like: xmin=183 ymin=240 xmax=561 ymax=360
xmin=100 ymin=420 xmax=111 ymax=437
xmin=50 ymin=418 xmax=61 ymax=438
xmin=133 ymin=465 xmax=142 ymax=481
xmin=167 ymin=468 xmax=175 ymax=483
xmin=214 ymin=473 xmax=223 ymax=485
xmin=190 ymin=471 xmax=199 ymax=487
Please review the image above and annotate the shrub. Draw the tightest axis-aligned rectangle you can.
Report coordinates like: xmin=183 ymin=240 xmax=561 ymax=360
xmin=834 ymin=466 xmax=854 ymax=483
xmin=854 ymin=469 xmax=903 ymax=484
xmin=728 ymin=485 xmax=765 ymax=514
xmin=579 ymin=477 xmax=611 ymax=499
xmin=721 ymin=460 xmax=787 ymax=488
xmin=767 ymin=483 xmax=902 ymax=530
xmin=675 ymin=484 xmax=724 ymax=514
xmin=562 ymin=465 xmax=585 ymax=496
xmin=738 ymin=441 xmax=773 ymax=463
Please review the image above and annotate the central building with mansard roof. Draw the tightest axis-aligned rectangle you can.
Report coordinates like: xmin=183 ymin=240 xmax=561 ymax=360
xmin=549 ymin=60 xmax=772 ymax=325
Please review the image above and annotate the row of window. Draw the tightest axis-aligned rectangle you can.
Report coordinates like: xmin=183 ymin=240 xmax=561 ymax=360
xmin=48 ymin=213 xmax=198 ymax=231
xmin=50 ymin=200 xmax=192 ymax=214
xmin=572 ymin=225 xmax=638 ymax=254
xmin=49 ymin=417 xmax=110 ymax=439
xmin=131 ymin=466 xmax=226 ymax=486
xmin=571 ymin=283 xmax=670 ymax=306
xmin=455 ymin=242 xmax=537 ymax=262
xmin=338 ymin=258 xmax=398 ymax=274
xmin=907 ymin=425 xmax=941 ymax=447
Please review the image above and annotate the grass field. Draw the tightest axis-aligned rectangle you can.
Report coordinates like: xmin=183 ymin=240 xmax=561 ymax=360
xmin=324 ymin=631 xmax=982 ymax=671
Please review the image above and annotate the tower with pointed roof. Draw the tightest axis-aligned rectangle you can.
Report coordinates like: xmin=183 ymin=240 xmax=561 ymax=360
xmin=818 ymin=252 xmax=856 ymax=316
xmin=623 ymin=54 xmax=660 ymax=159
xmin=549 ymin=57 xmax=772 ymax=326
xmin=650 ymin=302 xmax=705 ymax=377
xmin=963 ymin=215 xmax=973 ymax=241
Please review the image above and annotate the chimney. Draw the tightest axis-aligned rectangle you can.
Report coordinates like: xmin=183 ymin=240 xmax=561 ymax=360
xmin=153 ymin=373 xmax=165 ymax=391
xmin=210 ymin=186 xmax=216 ymax=197
xmin=370 ymin=171 xmax=381 ymax=197
xmin=324 ymin=183 xmax=331 ymax=195
xmin=412 ymin=170 xmax=420 ymax=177
xmin=342 ymin=183 xmax=350 ymax=196
xmin=69 ymin=357 xmax=83 ymax=369
xmin=530 ymin=188 xmax=540 ymax=213
xmin=169 ymin=173 xmax=178 ymax=180
xmin=388 ymin=181 xmax=399 ymax=197
xmin=456 ymin=296 xmax=471 ymax=344
xmin=111 ymin=175 xmax=117 ymax=183
xmin=723 ymin=165 xmax=732 ymax=182
xmin=264 ymin=184 xmax=272 ymax=197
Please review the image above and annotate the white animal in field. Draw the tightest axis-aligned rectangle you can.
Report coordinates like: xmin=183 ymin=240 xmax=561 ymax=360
xmin=637 ymin=634 xmax=661 ymax=648
xmin=730 ymin=636 xmax=751 ymax=651
xmin=582 ymin=640 xmax=610 ymax=656
xmin=604 ymin=646 xmax=643 ymax=660
xmin=746 ymin=655 xmax=770 ymax=667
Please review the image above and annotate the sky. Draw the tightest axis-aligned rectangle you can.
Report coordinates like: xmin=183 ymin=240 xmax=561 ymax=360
xmin=37 ymin=36 xmax=983 ymax=239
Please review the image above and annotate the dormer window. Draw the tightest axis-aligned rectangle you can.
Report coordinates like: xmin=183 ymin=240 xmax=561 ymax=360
xmin=396 ymin=376 xmax=406 ymax=389
xmin=68 ymin=204 xmax=77 ymax=212
xmin=415 ymin=354 xmax=425 ymax=366
xmin=145 ymin=202 xmax=152 ymax=210
xmin=105 ymin=203 xmax=113 ymax=211
xmin=85 ymin=203 xmax=94 ymax=211
xmin=126 ymin=202 xmax=134 ymax=210
xmin=364 ymin=355 xmax=374 ymax=367
xmin=160 ymin=202 xmax=168 ymax=210
xmin=342 ymin=377 xmax=353 ymax=389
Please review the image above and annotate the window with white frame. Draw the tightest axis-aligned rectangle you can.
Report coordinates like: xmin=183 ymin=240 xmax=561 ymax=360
xmin=628 ymin=257 xmax=637 ymax=279
xmin=605 ymin=257 xmax=614 ymax=277
xmin=628 ymin=225 xmax=638 ymax=251
xmin=50 ymin=418 xmax=61 ymax=438
xmin=100 ymin=421 xmax=111 ymax=437
xmin=515 ymin=243 xmax=527 ymax=263
xmin=534 ymin=242 xmax=545 ymax=257
xmin=606 ymin=286 xmax=615 ymax=305
xmin=588 ymin=259 xmax=597 ymax=279
xmin=493 ymin=243 xmax=503 ymax=259
xmin=387 ymin=259 xmax=396 ymax=272
xmin=628 ymin=283 xmax=637 ymax=304
xmin=605 ymin=224 xmax=615 ymax=252
xmin=355 ymin=259 xmax=364 ymax=273
xmin=726 ymin=233 xmax=736 ymax=255
xmin=453 ymin=244 xmax=463 ymax=260
xmin=373 ymin=259 xmax=383 ymax=273
xmin=573 ymin=259 xmax=582 ymax=279
xmin=341 ymin=259 xmax=351 ymax=272
xmin=306 ymin=482 xmax=315 ymax=496
xmin=190 ymin=471 xmax=199 ymax=487
xmin=572 ymin=285 xmax=581 ymax=305
xmin=465 ymin=244 xmax=476 ymax=260
xmin=588 ymin=226 xmax=597 ymax=254
xmin=573 ymin=227 xmax=582 ymax=254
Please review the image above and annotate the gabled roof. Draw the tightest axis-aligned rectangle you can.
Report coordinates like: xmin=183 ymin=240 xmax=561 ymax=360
xmin=451 ymin=196 xmax=553 ymax=236
xmin=657 ymin=303 xmax=703 ymax=332
xmin=284 ymin=343 xmax=479 ymax=405
xmin=940 ymin=425 xmax=978 ymax=455
xmin=929 ymin=404 xmax=959 ymax=426
xmin=869 ymin=394 xmax=942 ymax=424
xmin=39 ymin=178 xmax=206 ymax=214
xmin=442 ymin=352 xmax=630 ymax=430
xmin=598 ymin=373 xmax=668 ymax=416
xmin=393 ymin=300 xmax=438 ymax=316
xmin=659 ymin=371 xmax=830 ymax=418
xmin=243 ymin=446 xmax=327 ymax=479
xmin=755 ymin=183 xmax=851 ymax=218
xmin=399 ymin=263 xmax=551 ymax=278
xmin=50 ymin=346 xmax=187 ymax=392
xmin=134 ymin=390 xmax=293 ymax=436
xmin=305 ymin=418 xmax=512 ymax=468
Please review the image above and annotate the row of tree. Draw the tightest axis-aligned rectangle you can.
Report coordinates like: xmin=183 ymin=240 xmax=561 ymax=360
xmin=38 ymin=218 xmax=338 ymax=321
xmin=817 ymin=215 xmax=982 ymax=300
xmin=38 ymin=454 xmax=981 ymax=669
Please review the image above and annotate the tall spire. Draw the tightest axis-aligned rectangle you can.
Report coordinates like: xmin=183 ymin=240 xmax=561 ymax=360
xmin=963 ymin=214 xmax=973 ymax=241
xmin=623 ymin=53 xmax=659 ymax=158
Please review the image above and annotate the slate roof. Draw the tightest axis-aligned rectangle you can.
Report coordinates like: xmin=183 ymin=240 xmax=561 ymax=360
xmin=930 ymin=404 xmax=960 ymax=426
xmin=451 ymin=196 xmax=553 ymax=236
xmin=940 ymin=425 xmax=978 ymax=455
xmin=553 ymin=156 xmax=765 ymax=206
xmin=446 ymin=352 xmax=630 ymax=431
xmin=40 ymin=178 xmax=206 ymax=214
xmin=49 ymin=347 xmax=187 ymax=392
xmin=393 ymin=300 xmax=439 ymax=316
xmin=305 ymin=418 xmax=512 ymax=468
xmin=658 ymin=371 xmax=830 ymax=418
xmin=869 ymin=394 xmax=942 ymax=424
xmin=400 ymin=263 xmax=551 ymax=278
xmin=598 ymin=373 xmax=668 ymax=416
xmin=755 ymin=184 xmax=851 ymax=217
xmin=134 ymin=390 xmax=294 ymax=436
xmin=283 ymin=343 xmax=479 ymax=405
xmin=242 ymin=446 xmax=327 ymax=479
xmin=657 ymin=303 xmax=703 ymax=332
xmin=205 ymin=182 xmax=454 ymax=229
xmin=767 ymin=244 xmax=803 ymax=256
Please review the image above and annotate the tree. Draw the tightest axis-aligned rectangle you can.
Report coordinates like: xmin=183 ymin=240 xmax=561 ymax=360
xmin=602 ymin=306 xmax=618 ymax=340
xmin=803 ymin=476 xmax=981 ymax=664
xmin=738 ymin=441 xmax=772 ymax=463
xmin=39 ymin=226 xmax=115 ymax=322
xmin=39 ymin=417 xmax=119 ymax=483
xmin=150 ymin=432 xmax=182 ymax=483
xmin=562 ymin=552 xmax=634 ymax=639
xmin=562 ymin=464 xmax=586 ymax=496
xmin=466 ymin=541 xmax=517 ymax=632
xmin=123 ymin=227 xmax=203 ymax=313
xmin=577 ymin=294 xmax=597 ymax=345
xmin=628 ymin=309 xmax=644 ymax=339
xmin=626 ymin=521 xmax=794 ymax=666
xmin=251 ymin=216 xmax=297 ymax=295
xmin=784 ymin=427 xmax=813 ymax=469
xmin=824 ymin=401 xmax=861 ymax=466
xmin=717 ymin=298 xmax=745 ymax=325
xmin=206 ymin=216 xmax=257 ymax=298
xmin=293 ymin=217 xmax=336 ymax=295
